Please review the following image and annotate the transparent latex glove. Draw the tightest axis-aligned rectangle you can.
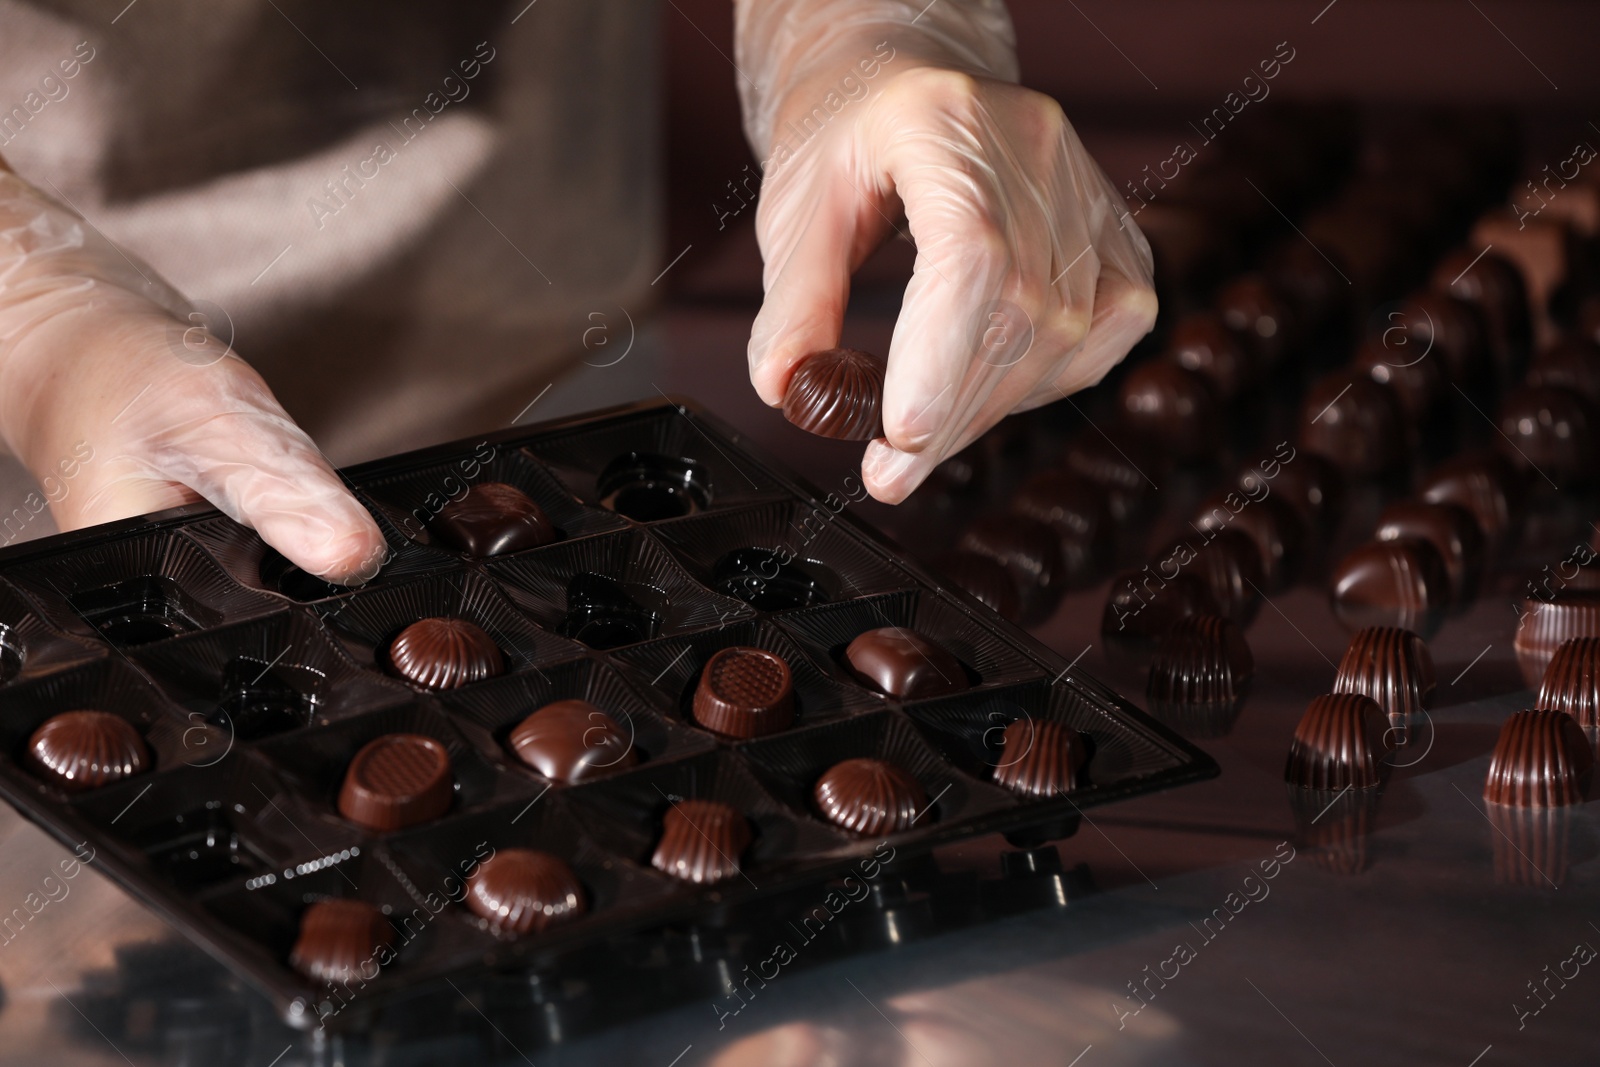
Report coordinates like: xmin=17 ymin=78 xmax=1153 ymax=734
xmin=737 ymin=0 xmax=1157 ymax=502
xmin=0 ymin=161 xmax=386 ymax=583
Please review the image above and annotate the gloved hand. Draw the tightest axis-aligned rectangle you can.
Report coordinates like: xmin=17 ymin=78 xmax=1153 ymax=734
xmin=0 ymin=157 xmax=387 ymax=583
xmin=736 ymin=0 xmax=1157 ymax=502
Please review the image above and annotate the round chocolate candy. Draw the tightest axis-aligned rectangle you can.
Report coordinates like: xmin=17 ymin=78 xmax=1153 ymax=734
xmin=1431 ymin=247 xmax=1532 ymax=382
xmin=1351 ymin=335 xmax=1447 ymax=424
xmin=1329 ymin=538 xmax=1450 ymax=639
xmin=1236 ymin=448 xmax=1345 ymax=539
xmin=931 ymin=551 xmax=1021 ymax=622
xmin=1166 ymin=311 xmax=1255 ymax=401
xmin=1192 ymin=490 xmax=1305 ymax=593
xmin=651 ymin=798 xmax=753 ymax=884
xmin=337 ymin=734 xmax=453 ymax=832
xmin=781 ymin=348 xmax=885 ymax=441
xmin=430 ymin=482 xmax=557 ymax=557
xmin=1297 ymin=371 xmax=1407 ymax=480
xmin=1483 ymin=710 xmax=1593 ymax=808
xmin=1333 ymin=626 xmax=1435 ymax=721
xmin=465 ymin=848 xmax=586 ymax=935
xmin=1010 ymin=469 xmax=1111 ymax=584
xmin=27 ymin=710 xmax=149 ymax=792
xmin=1264 ymin=239 xmax=1352 ymax=337
xmin=844 ymin=627 xmax=969 ymax=700
xmin=813 ymin=757 xmax=927 ymax=835
xmin=691 ymin=646 xmax=796 ymax=739
xmin=1387 ymin=290 xmax=1493 ymax=394
xmin=1514 ymin=592 xmax=1600 ymax=688
xmin=1537 ymin=637 xmax=1600 ymax=728
xmin=1215 ymin=272 xmax=1298 ymax=372
xmin=1117 ymin=360 xmax=1221 ymax=463
xmin=1495 ymin=385 xmax=1598 ymax=486
xmin=1417 ymin=450 xmax=1523 ymax=558
xmin=1101 ymin=570 xmax=1221 ymax=673
xmin=508 ymin=699 xmax=637 ymax=783
xmin=388 ymin=617 xmax=504 ymax=690
xmin=958 ymin=513 xmax=1067 ymax=623
xmin=1152 ymin=529 xmax=1263 ymax=627
xmin=1284 ymin=693 xmax=1390 ymax=790
xmin=991 ymin=718 xmax=1086 ymax=798
xmin=1147 ymin=615 xmax=1253 ymax=714
xmin=1526 ymin=338 xmax=1600 ymax=407
xmin=1062 ymin=426 xmax=1164 ymax=527
xmin=289 ymin=900 xmax=394 ymax=984
xmin=1374 ymin=501 xmax=1487 ymax=607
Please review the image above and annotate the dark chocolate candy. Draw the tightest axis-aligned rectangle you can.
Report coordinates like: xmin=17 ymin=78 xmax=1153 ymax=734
xmin=1101 ymin=570 xmax=1221 ymax=673
xmin=691 ymin=646 xmax=796 ymax=739
xmin=651 ymin=798 xmax=753 ymax=884
xmin=1388 ymin=291 xmax=1492 ymax=393
xmin=508 ymin=699 xmax=637 ymax=783
xmin=388 ymin=617 xmax=504 ymax=690
xmin=1153 ymin=529 xmax=1263 ymax=626
xmin=813 ymin=757 xmax=927 ymax=835
xmin=1537 ymin=637 xmax=1600 ymax=728
xmin=1147 ymin=615 xmax=1253 ymax=713
xmin=1191 ymin=490 xmax=1305 ymax=593
xmin=1333 ymin=626 xmax=1435 ymax=720
xmin=1417 ymin=450 xmax=1523 ymax=557
xmin=1297 ymin=371 xmax=1407 ymax=480
xmin=1526 ymin=338 xmax=1600 ymax=407
xmin=1483 ymin=710 xmax=1593 ymax=808
xmin=1514 ymin=592 xmax=1600 ymax=688
xmin=781 ymin=348 xmax=886 ymax=441
xmin=1328 ymin=538 xmax=1450 ymax=639
xmin=289 ymin=900 xmax=394 ymax=984
xmin=1351 ymin=335 xmax=1447 ymax=424
xmin=430 ymin=482 xmax=557 ymax=557
xmin=991 ymin=719 xmax=1086 ymax=798
xmin=844 ymin=627 xmax=969 ymax=699
xmin=337 ymin=733 xmax=453 ymax=832
xmin=1264 ymin=239 xmax=1353 ymax=337
xmin=26 ymin=710 xmax=149 ymax=792
xmin=1166 ymin=311 xmax=1256 ymax=401
xmin=1062 ymin=426 xmax=1164 ymax=527
xmin=1495 ymin=385 xmax=1598 ymax=486
xmin=958 ymin=513 xmax=1067 ymax=623
xmin=1215 ymin=272 xmax=1299 ymax=372
xmin=1010 ymin=469 xmax=1111 ymax=583
xmin=1431 ymin=247 xmax=1532 ymax=382
xmin=1284 ymin=693 xmax=1390 ymax=790
xmin=1236 ymin=448 xmax=1345 ymax=538
xmin=1117 ymin=360 xmax=1221 ymax=463
xmin=931 ymin=551 xmax=1021 ymax=622
xmin=1374 ymin=501 xmax=1487 ymax=607
xmin=465 ymin=848 xmax=586 ymax=935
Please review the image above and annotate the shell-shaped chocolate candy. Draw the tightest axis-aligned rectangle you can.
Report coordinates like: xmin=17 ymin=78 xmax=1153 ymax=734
xmin=1333 ymin=626 xmax=1435 ymax=721
xmin=430 ymin=482 xmax=558 ymax=557
xmin=26 ymin=710 xmax=149 ymax=792
xmin=813 ymin=757 xmax=928 ymax=835
xmin=337 ymin=734 xmax=454 ymax=832
xmin=387 ymin=617 xmax=504 ymax=690
xmin=651 ymin=799 xmax=754 ymax=884
xmin=782 ymin=348 xmax=885 ymax=441
xmin=692 ymin=647 xmax=796 ymax=739
xmin=1538 ymin=637 xmax=1600 ymax=728
xmin=1284 ymin=693 xmax=1391 ymax=790
xmin=465 ymin=848 xmax=586 ymax=935
xmin=1514 ymin=592 xmax=1600 ymax=688
xmin=1483 ymin=710 xmax=1593 ymax=808
xmin=992 ymin=718 xmax=1087 ymax=798
xmin=1148 ymin=615 xmax=1253 ymax=713
xmin=289 ymin=899 xmax=394 ymax=984
xmin=1328 ymin=538 xmax=1450 ymax=639
xmin=508 ymin=699 xmax=637 ymax=783
xmin=844 ymin=627 xmax=969 ymax=700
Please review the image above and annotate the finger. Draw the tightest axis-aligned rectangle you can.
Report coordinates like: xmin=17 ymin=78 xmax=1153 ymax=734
xmin=1017 ymin=263 xmax=1157 ymax=409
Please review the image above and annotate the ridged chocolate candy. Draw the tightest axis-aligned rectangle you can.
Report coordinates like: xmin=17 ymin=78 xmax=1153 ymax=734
xmin=1147 ymin=615 xmax=1253 ymax=713
xmin=931 ymin=551 xmax=1020 ymax=621
xmin=651 ymin=798 xmax=753 ymax=884
xmin=1333 ymin=626 xmax=1435 ymax=720
xmin=1483 ymin=710 xmax=1593 ymax=808
xmin=26 ymin=710 xmax=149 ymax=792
xmin=692 ymin=646 xmax=796 ymax=739
xmin=1284 ymin=693 xmax=1390 ymax=790
xmin=1515 ymin=592 xmax=1600 ymax=688
xmin=813 ymin=757 xmax=927 ymax=835
xmin=1417 ymin=450 xmax=1523 ymax=557
xmin=1062 ymin=427 xmax=1164 ymax=527
xmin=1117 ymin=360 xmax=1221 ymax=462
xmin=465 ymin=848 xmax=586 ymax=934
xmin=781 ymin=348 xmax=885 ymax=441
xmin=1329 ymin=539 xmax=1450 ymax=638
xmin=430 ymin=482 xmax=557 ymax=557
xmin=844 ymin=627 xmax=969 ymax=700
xmin=958 ymin=513 xmax=1067 ymax=623
xmin=1537 ymin=637 xmax=1600 ymax=728
xmin=991 ymin=718 xmax=1087 ymax=798
xmin=388 ymin=617 xmax=504 ymax=690
xmin=1374 ymin=501 xmax=1486 ymax=607
xmin=337 ymin=734 xmax=453 ymax=832
xmin=1495 ymin=385 xmax=1598 ymax=486
xmin=508 ymin=699 xmax=637 ymax=783
xmin=1297 ymin=371 xmax=1408 ymax=480
xmin=1101 ymin=570 xmax=1221 ymax=673
xmin=1192 ymin=490 xmax=1305 ymax=592
xmin=289 ymin=900 xmax=394 ymax=984
xmin=1010 ymin=469 xmax=1111 ymax=582
xmin=1154 ymin=529 xmax=1264 ymax=626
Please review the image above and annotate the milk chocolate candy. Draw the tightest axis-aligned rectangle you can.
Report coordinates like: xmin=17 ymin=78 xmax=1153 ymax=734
xmin=1236 ymin=448 xmax=1345 ymax=538
xmin=1537 ymin=637 xmax=1600 ymax=728
xmin=1297 ymin=371 xmax=1408 ymax=481
xmin=337 ymin=733 xmax=453 ymax=832
xmin=1192 ymin=490 xmax=1305 ymax=593
xmin=27 ymin=710 xmax=149 ymax=792
xmin=1117 ymin=360 xmax=1221 ymax=463
xmin=1101 ymin=570 xmax=1220 ymax=673
xmin=289 ymin=900 xmax=394 ymax=984
xmin=1329 ymin=539 xmax=1450 ymax=638
xmin=1153 ymin=529 xmax=1263 ymax=627
xmin=1514 ymin=592 xmax=1600 ymax=688
xmin=651 ymin=798 xmax=753 ymax=884
xmin=781 ymin=348 xmax=885 ymax=441
xmin=1147 ymin=615 xmax=1253 ymax=714
xmin=958 ymin=514 xmax=1067 ymax=623
xmin=508 ymin=699 xmax=637 ymax=783
xmin=1166 ymin=311 xmax=1256 ymax=401
xmin=1374 ymin=501 xmax=1487 ymax=607
xmin=691 ymin=646 xmax=796 ymax=739
xmin=1431 ymin=247 xmax=1533 ymax=382
xmin=1417 ymin=450 xmax=1524 ymax=558
xmin=1284 ymin=693 xmax=1390 ymax=790
xmin=1526 ymin=338 xmax=1600 ymax=407
xmin=430 ymin=483 xmax=557 ymax=557
xmin=465 ymin=848 xmax=586 ymax=935
xmin=1483 ymin=710 xmax=1593 ymax=808
xmin=1495 ymin=385 xmax=1598 ymax=487
xmin=1215 ymin=272 xmax=1299 ymax=372
xmin=813 ymin=757 xmax=927 ymax=835
xmin=844 ymin=627 xmax=970 ymax=700
xmin=1333 ymin=626 xmax=1435 ymax=720
xmin=991 ymin=718 xmax=1087 ymax=798
xmin=387 ymin=617 xmax=504 ymax=690
xmin=931 ymin=551 xmax=1021 ymax=622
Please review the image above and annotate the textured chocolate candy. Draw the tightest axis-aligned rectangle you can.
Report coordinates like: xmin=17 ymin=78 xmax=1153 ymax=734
xmin=991 ymin=718 xmax=1087 ymax=798
xmin=931 ymin=551 xmax=1021 ymax=621
xmin=781 ymin=348 xmax=886 ymax=441
xmin=1333 ymin=626 xmax=1435 ymax=720
xmin=1117 ymin=360 xmax=1221 ymax=462
xmin=1495 ymin=385 xmax=1598 ymax=486
xmin=1483 ymin=710 xmax=1593 ymax=808
xmin=1329 ymin=539 xmax=1450 ymax=638
xmin=1284 ymin=693 xmax=1390 ymax=790
xmin=465 ymin=848 xmax=586 ymax=935
xmin=1417 ymin=450 xmax=1523 ymax=557
xmin=813 ymin=757 xmax=927 ymax=835
xmin=1514 ymin=592 xmax=1600 ymax=688
xmin=1526 ymin=338 xmax=1600 ymax=406
xmin=1297 ymin=371 xmax=1408 ymax=480
xmin=1431 ymin=247 xmax=1533 ymax=381
xmin=844 ymin=627 xmax=969 ymax=700
xmin=1166 ymin=311 xmax=1255 ymax=401
xmin=1192 ymin=490 xmax=1305 ymax=592
xmin=1152 ymin=529 xmax=1263 ymax=626
xmin=1374 ymin=501 xmax=1487 ymax=607
xmin=1236 ymin=448 xmax=1345 ymax=538
xmin=388 ymin=617 xmax=504 ymax=690
xmin=430 ymin=483 xmax=557 ymax=557
xmin=1352 ymin=335 xmax=1447 ymax=424
xmin=289 ymin=900 xmax=394 ymax=984
xmin=1062 ymin=427 xmax=1164 ymax=527
xmin=1537 ymin=637 xmax=1600 ymax=728
xmin=1101 ymin=570 xmax=1221 ymax=672
xmin=508 ymin=699 xmax=637 ymax=783
xmin=1010 ymin=470 xmax=1111 ymax=583
xmin=26 ymin=711 xmax=149 ymax=792
xmin=1216 ymin=272 xmax=1299 ymax=372
xmin=958 ymin=514 xmax=1067 ymax=623
xmin=651 ymin=799 xmax=754 ymax=884
xmin=337 ymin=734 xmax=453 ymax=832
xmin=691 ymin=646 xmax=796 ymax=739
xmin=1147 ymin=615 xmax=1253 ymax=713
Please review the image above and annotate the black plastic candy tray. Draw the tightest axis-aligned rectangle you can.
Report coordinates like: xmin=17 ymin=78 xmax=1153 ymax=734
xmin=0 ymin=398 xmax=1215 ymax=1029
